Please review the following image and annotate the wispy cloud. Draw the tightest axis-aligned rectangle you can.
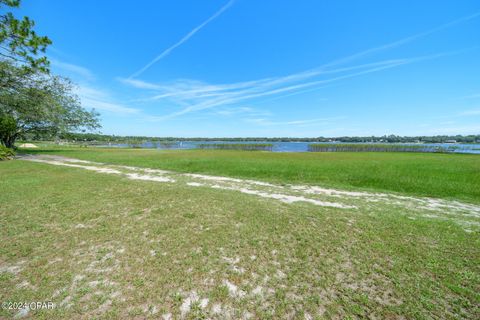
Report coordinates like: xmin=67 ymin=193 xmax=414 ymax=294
xmin=82 ymin=98 xmax=140 ymax=114
xmin=462 ymin=93 xmax=480 ymax=99
xmin=74 ymin=85 xmax=140 ymax=115
xmin=323 ymin=10 xmax=480 ymax=68
xmin=49 ymin=59 xmax=141 ymax=116
xmin=118 ymin=78 xmax=164 ymax=90
xmin=215 ymin=106 xmax=270 ymax=117
xmin=245 ymin=117 xmax=344 ymax=127
xmin=459 ymin=108 xmax=480 ymax=116
xmin=50 ymin=59 xmax=95 ymax=81
xmin=125 ymin=53 xmax=452 ymax=121
xmin=129 ymin=0 xmax=235 ymax=78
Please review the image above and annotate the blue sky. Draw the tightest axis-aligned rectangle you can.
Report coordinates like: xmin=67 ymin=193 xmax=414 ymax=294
xmin=14 ymin=0 xmax=480 ymax=137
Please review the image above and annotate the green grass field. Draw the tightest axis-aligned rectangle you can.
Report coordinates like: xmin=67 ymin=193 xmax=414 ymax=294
xmin=23 ymin=146 xmax=480 ymax=203
xmin=1 ymin=147 xmax=479 ymax=319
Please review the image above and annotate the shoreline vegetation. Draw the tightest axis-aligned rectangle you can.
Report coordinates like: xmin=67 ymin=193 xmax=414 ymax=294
xmin=15 ymin=140 xmax=480 ymax=154
xmin=308 ymin=143 xmax=461 ymax=153
xmin=198 ymin=143 xmax=274 ymax=151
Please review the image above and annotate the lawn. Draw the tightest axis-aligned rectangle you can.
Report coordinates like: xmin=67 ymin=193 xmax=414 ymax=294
xmin=0 ymin=149 xmax=479 ymax=319
xmin=23 ymin=146 xmax=480 ymax=204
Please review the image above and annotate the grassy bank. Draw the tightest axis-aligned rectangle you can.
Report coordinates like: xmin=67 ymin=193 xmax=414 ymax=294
xmin=1 ymin=158 xmax=479 ymax=319
xmin=21 ymin=146 xmax=480 ymax=204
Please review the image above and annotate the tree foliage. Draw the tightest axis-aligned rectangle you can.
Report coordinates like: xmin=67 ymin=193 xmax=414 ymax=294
xmin=0 ymin=0 xmax=51 ymax=72
xmin=0 ymin=61 xmax=100 ymax=148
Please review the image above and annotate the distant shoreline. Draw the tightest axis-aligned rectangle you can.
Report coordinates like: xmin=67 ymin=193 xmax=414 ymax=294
xmin=26 ymin=133 xmax=480 ymax=145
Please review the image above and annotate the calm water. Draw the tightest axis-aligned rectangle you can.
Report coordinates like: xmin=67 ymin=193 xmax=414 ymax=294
xmin=99 ymin=141 xmax=480 ymax=154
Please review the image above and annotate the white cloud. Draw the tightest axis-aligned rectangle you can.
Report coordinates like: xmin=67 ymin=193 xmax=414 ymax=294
xmin=215 ymin=106 xmax=270 ymax=117
xmin=75 ymin=85 xmax=107 ymax=100
xmin=246 ymin=117 xmax=344 ymax=127
xmin=123 ymin=54 xmax=450 ymax=121
xmin=462 ymin=93 xmax=480 ymax=99
xmin=50 ymin=59 xmax=95 ymax=81
xmin=459 ymin=109 xmax=480 ymax=116
xmin=47 ymin=59 xmax=141 ymax=117
xmin=323 ymin=11 xmax=480 ymax=68
xmin=117 ymin=78 xmax=163 ymax=90
xmin=81 ymin=98 xmax=139 ymax=114
xmin=74 ymin=85 xmax=140 ymax=115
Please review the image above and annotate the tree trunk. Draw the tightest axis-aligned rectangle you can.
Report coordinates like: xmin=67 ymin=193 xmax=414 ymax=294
xmin=5 ymin=138 xmax=15 ymax=149
xmin=1 ymin=135 xmax=17 ymax=149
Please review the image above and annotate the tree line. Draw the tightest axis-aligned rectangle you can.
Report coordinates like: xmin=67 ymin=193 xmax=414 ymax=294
xmin=28 ymin=132 xmax=480 ymax=144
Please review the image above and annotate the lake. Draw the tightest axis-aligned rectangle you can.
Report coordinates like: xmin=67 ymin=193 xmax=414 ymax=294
xmin=98 ymin=141 xmax=480 ymax=154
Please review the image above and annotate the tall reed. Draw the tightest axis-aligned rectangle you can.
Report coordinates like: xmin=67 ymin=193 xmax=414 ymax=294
xmin=308 ymin=143 xmax=459 ymax=153
xmin=198 ymin=143 xmax=273 ymax=151
xmin=158 ymin=141 xmax=178 ymax=149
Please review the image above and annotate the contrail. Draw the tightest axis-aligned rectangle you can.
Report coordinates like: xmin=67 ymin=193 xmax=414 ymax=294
xmin=130 ymin=0 xmax=235 ymax=78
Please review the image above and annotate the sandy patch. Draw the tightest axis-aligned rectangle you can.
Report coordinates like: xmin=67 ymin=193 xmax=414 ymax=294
xmin=212 ymin=184 xmax=355 ymax=209
xmin=223 ymin=280 xmax=246 ymax=298
xmin=14 ymin=307 xmax=29 ymax=318
xmin=125 ymin=173 xmax=173 ymax=182
xmin=187 ymin=182 xmax=204 ymax=187
xmin=0 ymin=260 xmax=26 ymax=276
xmin=28 ymin=159 xmax=123 ymax=174
xmin=60 ymin=158 xmax=94 ymax=164
xmin=251 ymin=286 xmax=263 ymax=296
xmin=179 ymin=291 xmax=209 ymax=317
xmin=18 ymin=143 xmax=38 ymax=148
xmin=162 ymin=313 xmax=172 ymax=320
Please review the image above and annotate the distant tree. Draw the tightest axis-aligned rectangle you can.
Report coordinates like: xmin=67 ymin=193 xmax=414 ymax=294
xmin=0 ymin=0 xmax=52 ymax=73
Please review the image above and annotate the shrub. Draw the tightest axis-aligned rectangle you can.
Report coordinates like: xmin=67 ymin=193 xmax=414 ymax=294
xmin=0 ymin=146 xmax=15 ymax=160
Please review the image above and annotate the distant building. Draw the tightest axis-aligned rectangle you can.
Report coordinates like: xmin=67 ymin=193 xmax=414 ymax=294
xmin=445 ymin=140 xmax=457 ymax=144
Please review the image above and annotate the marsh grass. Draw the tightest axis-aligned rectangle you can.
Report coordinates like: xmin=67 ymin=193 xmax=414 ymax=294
xmin=158 ymin=141 xmax=179 ymax=149
xmin=198 ymin=143 xmax=273 ymax=151
xmin=308 ymin=143 xmax=460 ymax=153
